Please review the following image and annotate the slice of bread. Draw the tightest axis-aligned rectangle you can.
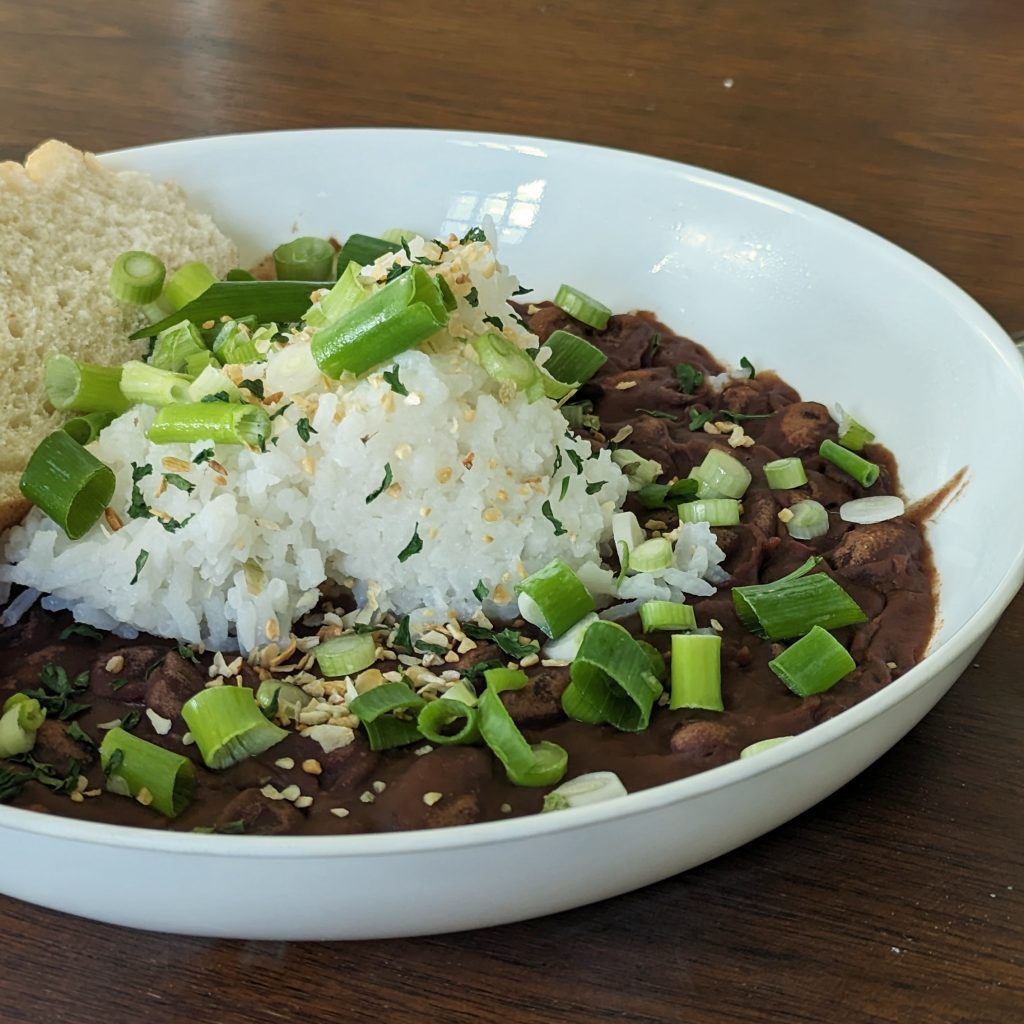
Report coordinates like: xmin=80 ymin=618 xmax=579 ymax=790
xmin=0 ymin=140 xmax=238 ymax=530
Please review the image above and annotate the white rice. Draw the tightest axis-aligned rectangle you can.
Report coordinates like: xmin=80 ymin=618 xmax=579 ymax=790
xmin=1 ymin=234 xmax=633 ymax=652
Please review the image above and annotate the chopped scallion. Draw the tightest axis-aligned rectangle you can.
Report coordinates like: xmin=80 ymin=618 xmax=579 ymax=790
xmin=640 ymin=601 xmax=697 ymax=633
xmin=165 ymin=261 xmax=217 ymax=310
xmin=273 ymin=236 xmax=335 ymax=281
xmin=315 ymin=633 xmax=377 ymax=677
xmin=62 ymin=411 xmax=116 ymax=445
xmin=417 ymin=698 xmax=480 ymax=746
xmin=768 ymin=626 xmax=856 ymax=696
xmin=553 ymin=283 xmax=612 ymax=330
xmin=678 ymin=497 xmax=741 ymax=526
xmin=349 ymin=681 xmax=425 ymax=751
xmin=181 ymin=686 xmax=289 ymax=770
xmin=99 ymin=726 xmax=194 ymax=817
xmin=764 ymin=457 xmax=808 ymax=490
xmin=694 ymin=448 xmax=752 ymax=499
xmin=44 ymin=355 xmax=131 ymax=414
xmin=786 ymin=499 xmax=829 ymax=540
xmin=120 ymin=360 xmax=193 ymax=407
xmin=473 ymin=332 xmax=545 ymax=403
xmin=541 ymin=329 xmax=608 ymax=384
xmin=669 ymin=633 xmax=723 ymax=711
xmin=628 ymin=537 xmax=673 ymax=573
xmin=336 ymin=233 xmax=400 ymax=274
xmin=819 ymin=439 xmax=880 ymax=488
xmin=146 ymin=402 xmax=271 ymax=448
xmin=109 ymin=250 xmax=166 ymax=305
xmin=516 ymin=559 xmax=595 ymax=639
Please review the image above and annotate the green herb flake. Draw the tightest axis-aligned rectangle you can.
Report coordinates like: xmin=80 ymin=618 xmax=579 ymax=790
xmin=541 ymin=500 xmax=566 ymax=537
xmin=483 ymin=315 xmax=503 ymax=331
xmin=103 ymin=748 xmax=125 ymax=778
xmin=566 ymin=448 xmax=584 ymax=474
xmin=110 ymin=678 xmax=130 ymax=692
xmin=400 ymin=239 xmax=412 ymax=262
xmin=240 ymin=378 xmax=265 ymax=399
xmin=0 ymin=766 xmax=30 ymax=802
xmin=461 ymin=227 xmax=487 ymax=244
xmin=512 ymin=285 xmax=532 ymax=296
xmin=24 ymin=664 xmax=91 ymax=721
xmin=158 ymin=514 xmax=194 ymax=534
xmin=432 ymin=238 xmax=450 ymax=254
xmin=296 ymin=417 xmax=317 ymax=442
xmin=127 ymin=462 xmax=153 ymax=520
xmin=200 ymin=391 xmax=232 ymax=404
xmin=393 ymin=615 xmax=414 ymax=652
xmin=644 ymin=332 xmax=662 ymax=365
xmin=163 ymin=472 xmax=195 ymax=494
xmin=585 ymin=480 xmax=606 ymax=494
xmin=559 ymin=476 xmax=571 ymax=501
xmin=120 ymin=709 xmax=142 ymax=733
xmin=59 ymin=623 xmax=103 ymax=641
xmin=688 ymin=409 xmax=715 ymax=432
xmin=462 ymin=623 xmax=540 ymax=660
xmin=65 ymin=721 xmax=97 ymax=749
xmin=269 ymin=403 xmax=292 ymax=421
xmin=740 ymin=356 xmax=756 ymax=378
xmin=382 ymin=365 xmax=409 ymax=397
xmin=637 ymin=408 xmax=679 ymax=421
xmin=675 ymin=364 xmax=704 ymax=395
xmin=366 ymin=462 xmax=394 ymax=504
xmin=176 ymin=643 xmax=201 ymax=666
xmin=384 ymin=262 xmax=409 ymax=283
xmin=192 ymin=447 xmax=215 ymax=465
xmin=130 ymin=549 xmax=149 ymax=585
xmin=464 ymin=286 xmax=480 ymax=307
xmin=397 ymin=524 xmax=423 ymax=562
xmin=553 ymin=447 xmax=563 ymax=474
xmin=473 ymin=580 xmax=489 ymax=602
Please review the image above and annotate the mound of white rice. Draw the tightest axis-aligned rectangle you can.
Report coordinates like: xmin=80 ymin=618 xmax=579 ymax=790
xmin=1 ymin=232 xmax=636 ymax=651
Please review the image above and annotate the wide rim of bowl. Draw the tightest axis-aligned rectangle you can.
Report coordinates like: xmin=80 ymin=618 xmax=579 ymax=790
xmin=2 ymin=127 xmax=1021 ymax=860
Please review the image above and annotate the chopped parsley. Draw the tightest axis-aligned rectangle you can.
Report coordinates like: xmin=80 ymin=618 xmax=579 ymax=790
xmin=397 ymin=524 xmax=423 ymax=562
xmin=463 ymin=659 xmax=504 ymax=683
xmin=461 ymin=226 xmax=487 ymax=244
xmin=559 ymin=477 xmax=570 ymax=500
xmin=130 ymin=549 xmax=149 ymax=585
xmin=384 ymin=262 xmax=409 ymax=283
xmin=566 ymin=448 xmax=584 ymax=474
xmin=366 ymin=462 xmax=394 ymax=504
xmin=400 ymin=239 xmax=412 ymax=261
xmin=461 ymin=623 xmax=540 ymax=659
xmin=432 ymin=238 xmax=450 ymax=253
xmin=103 ymin=748 xmax=124 ymax=778
xmin=127 ymin=462 xmax=153 ymax=519
xmin=382 ymin=365 xmax=408 ymax=396
xmin=482 ymin=315 xmax=503 ymax=331
xmin=59 ymin=623 xmax=102 ymax=641
xmin=585 ymin=480 xmax=606 ymax=494
xmin=393 ymin=615 xmax=414 ymax=652
xmin=120 ymin=709 xmax=142 ymax=733
xmin=740 ymin=356 xmax=756 ymax=378
xmin=65 ymin=721 xmax=97 ymax=749
xmin=192 ymin=447 xmax=215 ymax=465
xmin=688 ymin=407 xmax=773 ymax=432
xmin=296 ymin=417 xmax=317 ymax=442
xmin=675 ymin=363 xmax=704 ymax=394
xmin=465 ymin=286 xmax=479 ymax=308
xmin=512 ymin=284 xmax=532 ymax=296
xmin=541 ymin=500 xmax=566 ymax=536
xmin=269 ymin=403 xmax=292 ymax=421
xmin=163 ymin=473 xmax=195 ymax=494
xmin=200 ymin=391 xmax=232 ymax=403
xmin=24 ymin=664 xmax=91 ymax=720
xmin=0 ymin=766 xmax=30 ymax=802
xmin=10 ymin=753 xmax=82 ymax=795
xmin=413 ymin=255 xmax=441 ymax=267
xmin=240 ymin=378 xmax=265 ymax=399
xmin=553 ymin=447 xmax=563 ymax=474
xmin=637 ymin=408 xmax=679 ymax=421
xmin=637 ymin=477 xmax=699 ymax=510
xmin=473 ymin=580 xmax=489 ymax=602
xmin=158 ymin=513 xmax=194 ymax=534
xmin=176 ymin=643 xmax=201 ymax=666
xmin=110 ymin=677 xmax=130 ymax=692
xmin=643 ymin=332 xmax=662 ymax=365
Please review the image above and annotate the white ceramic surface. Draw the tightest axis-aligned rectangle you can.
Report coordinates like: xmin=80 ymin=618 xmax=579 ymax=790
xmin=1 ymin=129 xmax=1021 ymax=940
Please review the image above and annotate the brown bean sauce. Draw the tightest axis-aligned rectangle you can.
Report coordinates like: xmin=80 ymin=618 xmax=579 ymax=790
xmin=0 ymin=306 xmax=936 ymax=834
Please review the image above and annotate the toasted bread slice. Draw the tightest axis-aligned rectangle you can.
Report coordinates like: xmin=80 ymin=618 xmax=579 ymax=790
xmin=0 ymin=140 xmax=237 ymax=529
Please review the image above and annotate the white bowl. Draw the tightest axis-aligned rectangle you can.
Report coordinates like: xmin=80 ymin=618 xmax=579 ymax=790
xmin=2 ymin=129 xmax=1021 ymax=939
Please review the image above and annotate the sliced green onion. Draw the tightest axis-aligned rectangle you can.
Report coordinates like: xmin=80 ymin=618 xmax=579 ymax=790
xmin=44 ymin=355 xmax=132 ymax=414
xmin=336 ymin=233 xmax=400 ymax=274
xmin=542 ymin=611 xmax=600 ymax=662
xmin=678 ymin=497 xmax=741 ymax=527
xmin=837 ymin=413 xmax=875 ymax=451
xmin=120 ymin=360 xmax=193 ymax=407
xmin=637 ymin=639 xmax=668 ymax=684
xmin=187 ymin=365 xmax=239 ymax=403
xmin=819 ymin=439 xmax=880 ymax=488
xmin=273 ymin=236 xmax=335 ymax=281
xmin=768 ymin=625 xmax=856 ymax=697
xmin=542 ymin=771 xmax=627 ymax=811
xmin=349 ymin=681 xmax=425 ymax=751
xmin=311 ymin=265 xmax=447 ymax=378
xmin=99 ymin=726 xmax=195 ymax=817
xmin=181 ymin=686 xmax=289 ymax=770
xmin=225 ymin=268 xmax=256 ymax=282
xmin=541 ymin=329 xmax=608 ymax=384
xmin=315 ymin=633 xmax=377 ymax=677
xmin=478 ymin=668 xmax=568 ymax=786
xmin=165 ymin=261 xmax=217 ymax=310
xmin=561 ymin=621 xmax=662 ymax=732
xmin=150 ymin=321 xmax=209 ymax=374
xmin=147 ymin=402 xmax=271 ymax=448
xmin=694 ymin=448 xmax=752 ymax=499
xmin=441 ymin=680 xmax=479 ymax=707
xmin=636 ymin=477 xmax=699 ymax=510
xmin=212 ymin=319 xmax=259 ymax=365
xmin=473 ymin=332 xmax=545 ymax=403
xmin=436 ymin=275 xmax=458 ymax=312
xmin=786 ymin=499 xmax=829 ymax=540
xmin=515 ymin=559 xmax=595 ymax=639
xmin=740 ymin=736 xmax=795 ymax=758
xmin=610 ymin=449 xmax=662 ymax=491
xmin=20 ymin=431 xmax=115 ymax=539
xmin=764 ymin=457 xmax=807 ymax=490
xmin=669 ymin=633 xmax=723 ymax=711
xmin=131 ymin=281 xmax=333 ymax=340
xmin=640 ymin=600 xmax=697 ymax=633
xmin=0 ymin=699 xmax=43 ymax=757
xmin=109 ymin=250 xmax=166 ymax=305
xmin=553 ymin=283 xmax=612 ymax=330
xmin=628 ymin=537 xmax=673 ymax=573
xmin=304 ymin=261 xmax=372 ymax=328
xmin=561 ymin=400 xmax=594 ymax=431
xmin=380 ymin=228 xmax=420 ymax=246
xmin=255 ymin=680 xmax=308 ymax=722
xmin=416 ymin=698 xmax=480 ymax=746
xmin=62 ymin=411 xmax=116 ymax=445
xmin=612 ymin=511 xmax=645 ymax=569
xmin=185 ymin=350 xmax=219 ymax=377
xmin=732 ymin=557 xmax=866 ymax=640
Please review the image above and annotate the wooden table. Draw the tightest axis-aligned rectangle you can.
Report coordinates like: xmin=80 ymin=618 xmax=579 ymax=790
xmin=1 ymin=2 xmax=1021 ymax=1021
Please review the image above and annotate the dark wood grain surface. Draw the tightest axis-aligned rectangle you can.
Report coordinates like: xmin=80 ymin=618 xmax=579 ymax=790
xmin=0 ymin=1 xmax=1021 ymax=1021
